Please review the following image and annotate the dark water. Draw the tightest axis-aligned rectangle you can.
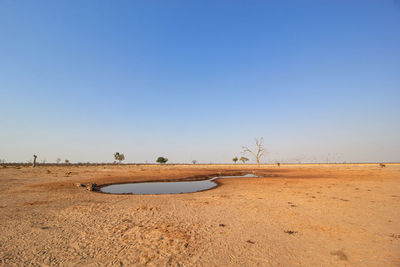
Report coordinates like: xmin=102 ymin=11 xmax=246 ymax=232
xmin=100 ymin=173 xmax=258 ymax=195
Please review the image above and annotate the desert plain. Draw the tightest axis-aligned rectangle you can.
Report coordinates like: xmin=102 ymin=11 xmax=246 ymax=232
xmin=0 ymin=163 xmax=399 ymax=266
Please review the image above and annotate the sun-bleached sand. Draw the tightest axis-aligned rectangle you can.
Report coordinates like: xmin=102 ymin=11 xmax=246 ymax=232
xmin=0 ymin=164 xmax=399 ymax=266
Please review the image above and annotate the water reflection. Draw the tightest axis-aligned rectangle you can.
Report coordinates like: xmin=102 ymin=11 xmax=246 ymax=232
xmin=100 ymin=173 xmax=258 ymax=195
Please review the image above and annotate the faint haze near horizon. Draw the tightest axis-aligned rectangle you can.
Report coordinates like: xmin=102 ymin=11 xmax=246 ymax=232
xmin=1 ymin=1 xmax=399 ymax=164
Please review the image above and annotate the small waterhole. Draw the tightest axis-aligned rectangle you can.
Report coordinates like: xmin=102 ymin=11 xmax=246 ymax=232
xmin=100 ymin=173 xmax=258 ymax=195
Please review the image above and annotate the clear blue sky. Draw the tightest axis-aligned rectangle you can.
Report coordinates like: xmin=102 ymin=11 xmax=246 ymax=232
xmin=1 ymin=0 xmax=399 ymax=163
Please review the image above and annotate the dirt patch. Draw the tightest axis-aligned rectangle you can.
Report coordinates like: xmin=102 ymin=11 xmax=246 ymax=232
xmin=20 ymin=200 xmax=48 ymax=206
xmin=0 ymin=164 xmax=399 ymax=266
xmin=331 ymin=250 xmax=348 ymax=261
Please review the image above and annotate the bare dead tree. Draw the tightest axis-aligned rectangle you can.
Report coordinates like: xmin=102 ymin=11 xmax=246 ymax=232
xmin=242 ymin=137 xmax=265 ymax=166
xmin=33 ymin=155 xmax=37 ymax=168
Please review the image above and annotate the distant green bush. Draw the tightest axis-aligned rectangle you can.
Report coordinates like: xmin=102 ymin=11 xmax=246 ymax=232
xmin=156 ymin=157 xmax=168 ymax=164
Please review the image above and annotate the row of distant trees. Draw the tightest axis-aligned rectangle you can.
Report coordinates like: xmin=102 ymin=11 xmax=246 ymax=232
xmin=114 ymin=137 xmax=264 ymax=166
xmin=114 ymin=152 xmax=169 ymax=165
xmin=232 ymin=156 xmax=249 ymax=163
xmin=18 ymin=138 xmax=266 ymax=167
xmin=56 ymin=158 xmax=70 ymax=164
xmin=31 ymin=155 xmax=69 ymax=167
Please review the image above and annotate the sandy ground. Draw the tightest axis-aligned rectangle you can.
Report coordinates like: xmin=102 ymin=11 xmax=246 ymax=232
xmin=0 ymin=164 xmax=399 ymax=266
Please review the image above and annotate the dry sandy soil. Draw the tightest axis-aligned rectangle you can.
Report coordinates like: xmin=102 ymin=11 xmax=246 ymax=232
xmin=0 ymin=164 xmax=399 ymax=266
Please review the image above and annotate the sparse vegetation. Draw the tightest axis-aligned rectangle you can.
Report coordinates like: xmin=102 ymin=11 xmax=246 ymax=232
xmin=242 ymin=137 xmax=265 ymax=166
xmin=65 ymin=159 xmax=70 ymax=164
xmin=56 ymin=158 xmax=61 ymax=164
xmin=232 ymin=157 xmax=238 ymax=163
xmin=240 ymin=156 xmax=249 ymax=164
xmin=192 ymin=160 xmax=197 ymax=164
xmin=156 ymin=157 xmax=168 ymax=164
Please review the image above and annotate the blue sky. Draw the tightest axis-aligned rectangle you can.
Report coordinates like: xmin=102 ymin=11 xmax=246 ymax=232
xmin=1 ymin=0 xmax=399 ymax=163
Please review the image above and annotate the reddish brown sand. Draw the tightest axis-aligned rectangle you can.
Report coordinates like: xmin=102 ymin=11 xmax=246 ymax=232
xmin=0 ymin=164 xmax=399 ymax=266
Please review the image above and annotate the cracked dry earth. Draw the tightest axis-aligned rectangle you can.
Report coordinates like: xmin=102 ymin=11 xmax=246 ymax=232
xmin=0 ymin=164 xmax=399 ymax=266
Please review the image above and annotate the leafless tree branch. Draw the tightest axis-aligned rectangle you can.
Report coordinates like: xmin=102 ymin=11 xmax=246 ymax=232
xmin=242 ymin=137 xmax=265 ymax=166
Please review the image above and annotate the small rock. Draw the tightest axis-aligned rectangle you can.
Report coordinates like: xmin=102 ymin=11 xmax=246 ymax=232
xmin=284 ymin=230 xmax=297 ymax=235
xmin=390 ymin=233 xmax=400 ymax=239
xmin=331 ymin=250 xmax=348 ymax=261
xmin=86 ymin=183 xmax=97 ymax=191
